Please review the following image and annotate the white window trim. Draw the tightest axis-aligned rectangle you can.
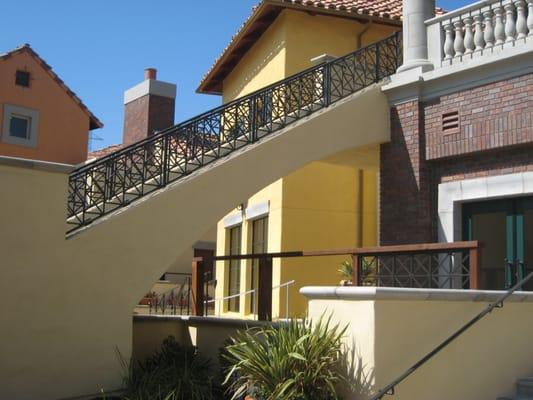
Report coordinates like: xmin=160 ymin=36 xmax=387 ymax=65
xmin=2 ymin=104 xmax=39 ymax=148
xmin=245 ymin=201 xmax=269 ymax=221
xmin=438 ymin=171 xmax=533 ymax=243
xmin=223 ymin=212 xmax=243 ymax=229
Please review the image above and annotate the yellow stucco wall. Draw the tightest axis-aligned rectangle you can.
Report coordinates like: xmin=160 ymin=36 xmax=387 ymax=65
xmin=217 ymin=9 xmax=392 ymax=319
xmin=222 ymin=12 xmax=288 ymax=103
xmin=283 ymin=11 xmax=397 ymax=76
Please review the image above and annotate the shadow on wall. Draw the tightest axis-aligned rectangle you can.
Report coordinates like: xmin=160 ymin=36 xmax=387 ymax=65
xmin=340 ymin=341 xmax=376 ymax=400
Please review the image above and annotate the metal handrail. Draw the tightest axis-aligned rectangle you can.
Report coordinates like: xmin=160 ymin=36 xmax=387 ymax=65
xmin=66 ymin=32 xmax=402 ymax=233
xmin=370 ymin=270 xmax=533 ymax=399
xmin=204 ymin=280 xmax=296 ymax=319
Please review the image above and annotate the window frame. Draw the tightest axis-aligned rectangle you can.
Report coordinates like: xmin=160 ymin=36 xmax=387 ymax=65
xmin=226 ymin=224 xmax=242 ymax=313
xmin=2 ymin=104 xmax=39 ymax=148
xmin=15 ymin=70 xmax=31 ymax=88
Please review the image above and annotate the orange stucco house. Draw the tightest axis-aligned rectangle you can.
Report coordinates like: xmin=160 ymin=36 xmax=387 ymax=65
xmin=0 ymin=44 xmax=102 ymax=165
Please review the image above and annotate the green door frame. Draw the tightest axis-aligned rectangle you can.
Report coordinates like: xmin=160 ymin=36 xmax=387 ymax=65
xmin=463 ymin=197 xmax=533 ymax=289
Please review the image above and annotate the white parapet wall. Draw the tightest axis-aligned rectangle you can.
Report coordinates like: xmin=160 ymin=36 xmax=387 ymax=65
xmin=302 ymin=286 xmax=533 ymax=400
xmin=426 ymin=0 xmax=533 ymax=70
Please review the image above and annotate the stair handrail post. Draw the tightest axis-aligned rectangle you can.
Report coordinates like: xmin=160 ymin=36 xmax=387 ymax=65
xmin=257 ymin=256 xmax=273 ymax=321
xmin=191 ymin=257 xmax=205 ymax=316
xmin=469 ymin=244 xmax=480 ymax=289
xmin=323 ymin=62 xmax=331 ymax=107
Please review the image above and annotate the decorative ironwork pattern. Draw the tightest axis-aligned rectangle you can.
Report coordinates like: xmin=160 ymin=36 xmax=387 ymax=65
xmin=67 ymin=32 xmax=402 ymax=233
xmin=358 ymin=249 xmax=472 ymax=289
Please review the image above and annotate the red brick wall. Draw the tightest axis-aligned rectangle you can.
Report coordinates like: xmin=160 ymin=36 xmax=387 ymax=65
xmin=123 ymin=95 xmax=175 ymax=146
xmin=381 ymin=73 xmax=533 ymax=246
xmin=425 ymin=73 xmax=533 ymax=160
xmin=380 ymin=100 xmax=433 ymax=245
xmin=434 ymin=145 xmax=533 ymax=183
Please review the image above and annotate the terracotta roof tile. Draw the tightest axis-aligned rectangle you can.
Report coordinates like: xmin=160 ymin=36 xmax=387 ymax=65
xmin=87 ymin=144 xmax=122 ymax=160
xmin=0 ymin=44 xmax=103 ymax=130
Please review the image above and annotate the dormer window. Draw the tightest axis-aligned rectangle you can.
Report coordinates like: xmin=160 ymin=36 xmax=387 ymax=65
xmin=15 ymin=70 xmax=30 ymax=87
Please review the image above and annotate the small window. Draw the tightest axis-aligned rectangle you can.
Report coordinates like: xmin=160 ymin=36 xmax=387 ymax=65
xmin=227 ymin=225 xmax=242 ymax=313
xmin=2 ymin=104 xmax=39 ymax=147
xmin=15 ymin=70 xmax=30 ymax=88
xmin=9 ymin=114 xmax=31 ymax=139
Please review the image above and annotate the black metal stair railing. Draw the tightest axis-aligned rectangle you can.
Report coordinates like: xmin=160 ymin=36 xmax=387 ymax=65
xmin=67 ymin=32 xmax=402 ymax=233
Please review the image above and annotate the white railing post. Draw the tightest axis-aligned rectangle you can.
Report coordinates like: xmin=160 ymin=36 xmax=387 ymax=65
xmin=527 ymin=0 xmax=533 ymax=35
xmin=454 ymin=20 xmax=466 ymax=56
xmin=484 ymin=9 xmax=496 ymax=48
xmin=504 ymin=2 xmax=517 ymax=42
xmin=515 ymin=0 xmax=528 ymax=39
xmin=463 ymin=16 xmax=475 ymax=54
xmin=443 ymin=21 xmax=455 ymax=59
xmin=494 ymin=4 xmax=506 ymax=45
xmin=473 ymin=14 xmax=485 ymax=50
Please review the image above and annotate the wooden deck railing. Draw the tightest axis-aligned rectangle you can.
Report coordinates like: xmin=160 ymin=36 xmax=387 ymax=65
xmin=191 ymin=241 xmax=480 ymax=321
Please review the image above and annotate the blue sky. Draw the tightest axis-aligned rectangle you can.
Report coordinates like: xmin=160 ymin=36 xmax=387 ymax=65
xmin=1 ymin=0 xmax=470 ymax=151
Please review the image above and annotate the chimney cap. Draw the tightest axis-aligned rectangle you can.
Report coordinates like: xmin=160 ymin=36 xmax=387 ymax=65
xmin=144 ymin=68 xmax=157 ymax=81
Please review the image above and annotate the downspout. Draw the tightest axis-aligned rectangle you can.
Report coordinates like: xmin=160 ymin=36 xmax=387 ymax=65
xmin=357 ymin=169 xmax=364 ymax=248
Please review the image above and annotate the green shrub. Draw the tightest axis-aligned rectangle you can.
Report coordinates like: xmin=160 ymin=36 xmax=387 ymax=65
xmin=120 ymin=336 xmax=213 ymax=400
xmin=223 ymin=316 xmax=347 ymax=400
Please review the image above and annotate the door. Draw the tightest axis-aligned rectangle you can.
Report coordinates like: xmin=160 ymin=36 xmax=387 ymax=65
xmin=463 ymin=196 xmax=533 ymax=290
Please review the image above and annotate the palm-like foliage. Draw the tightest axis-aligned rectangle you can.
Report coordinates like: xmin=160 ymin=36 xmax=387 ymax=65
xmin=223 ymin=316 xmax=347 ymax=400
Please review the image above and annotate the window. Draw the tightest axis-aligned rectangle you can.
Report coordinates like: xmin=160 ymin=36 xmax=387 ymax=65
xmin=15 ymin=70 xmax=31 ymax=87
xmin=9 ymin=115 xmax=31 ymax=139
xmin=250 ymin=217 xmax=268 ymax=313
xmin=2 ymin=105 xmax=39 ymax=147
xmin=227 ymin=225 xmax=242 ymax=312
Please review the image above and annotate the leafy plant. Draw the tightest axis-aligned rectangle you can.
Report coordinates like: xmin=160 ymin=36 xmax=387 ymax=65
xmin=223 ymin=316 xmax=347 ymax=400
xmin=337 ymin=260 xmax=354 ymax=283
xmin=119 ymin=336 xmax=214 ymax=400
xmin=338 ymin=258 xmax=378 ymax=286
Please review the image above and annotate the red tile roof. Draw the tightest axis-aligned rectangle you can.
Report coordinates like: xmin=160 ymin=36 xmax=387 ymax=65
xmin=0 ymin=44 xmax=103 ymax=130
xmin=281 ymin=0 xmax=404 ymax=19
xmin=87 ymin=144 xmax=122 ymax=160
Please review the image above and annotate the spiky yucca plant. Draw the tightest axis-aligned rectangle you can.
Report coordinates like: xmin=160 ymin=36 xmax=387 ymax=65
xmin=223 ymin=316 xmax=347 ymax=400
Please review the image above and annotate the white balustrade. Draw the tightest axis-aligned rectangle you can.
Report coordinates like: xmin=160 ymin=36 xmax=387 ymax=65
xmin=426 ymin=0 xmax=533 ymax=67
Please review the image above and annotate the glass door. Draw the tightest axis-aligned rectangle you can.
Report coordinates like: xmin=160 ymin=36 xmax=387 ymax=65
xmin=463 ymin=196 xmax=533 ymax=290
xmin=515 ymin=197 xmax=533 ymax=290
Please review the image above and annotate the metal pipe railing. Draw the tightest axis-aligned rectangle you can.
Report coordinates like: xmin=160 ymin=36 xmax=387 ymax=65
xmin=370 ymin=270 xmax=533 ymax=399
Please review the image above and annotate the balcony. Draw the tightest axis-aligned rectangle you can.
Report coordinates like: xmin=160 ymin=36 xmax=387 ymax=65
xmin=426 ymin=0 xmax=533 ymax=70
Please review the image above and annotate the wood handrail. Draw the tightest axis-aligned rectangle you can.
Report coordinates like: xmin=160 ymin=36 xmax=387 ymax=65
xmin=192 ymin=241 xmax=480 ymax=262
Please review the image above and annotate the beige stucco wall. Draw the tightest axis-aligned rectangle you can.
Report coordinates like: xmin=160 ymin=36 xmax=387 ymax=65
xmin=306 ymin=288 xmax=533 ymax=400
xmin=0 ymin=84 xmax=389 ymax=399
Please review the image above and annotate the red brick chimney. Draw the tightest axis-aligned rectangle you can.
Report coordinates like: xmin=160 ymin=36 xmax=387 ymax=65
xmin=123 ymin=68 xmax=176 ymax=146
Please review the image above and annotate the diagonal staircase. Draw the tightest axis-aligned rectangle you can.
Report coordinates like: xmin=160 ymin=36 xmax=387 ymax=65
xmin=66 ymin=32 xmax=402 ymax=234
